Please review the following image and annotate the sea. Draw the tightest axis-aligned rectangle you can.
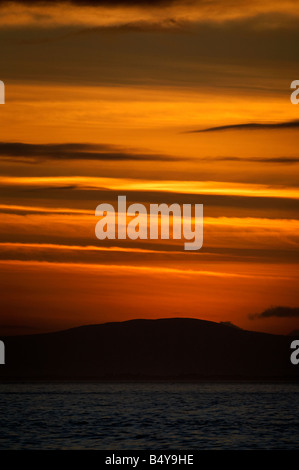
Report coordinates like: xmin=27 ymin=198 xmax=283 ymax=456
xmin=0 ymin=381 xmax=298 ymax=450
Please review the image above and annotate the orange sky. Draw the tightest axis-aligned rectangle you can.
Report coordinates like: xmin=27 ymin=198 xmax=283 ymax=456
xmin=0 ymin=0 xmax=298 ymax=335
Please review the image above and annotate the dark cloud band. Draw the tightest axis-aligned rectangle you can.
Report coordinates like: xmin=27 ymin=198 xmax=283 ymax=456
xmin=199 ymin=156 xmax=299 ymax=164
xmin=0 ymin=0 xmax=178 ymax=5
xmin=186 ymin=120 xmax=299 ymax=133
xmin=0 ymin=142 xmax=175 ymax=163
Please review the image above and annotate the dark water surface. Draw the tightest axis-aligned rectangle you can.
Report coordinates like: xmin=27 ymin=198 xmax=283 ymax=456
xmin=0 ymin=382 xmax=298 ymax=449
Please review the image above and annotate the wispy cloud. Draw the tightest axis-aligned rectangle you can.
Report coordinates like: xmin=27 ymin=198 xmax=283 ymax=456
xmin=249 ymin=306 xmax=299 ymax=319
xmin=1 ymin=0 xmax=299 ymax=29
xmin=76 ymin=17 xmax=184 ymax=33
xmin=186 ymin=120 xmax=299 ymax=133
xmin=199 ymin=156 xmax=299 ymax=164
xmin=0 ymin=0 xmax=178 ymax=4
xmin=1 ymin=176 xmax=298 ymax=199
xmin=0 ymin=142 xmax=175 ymax=163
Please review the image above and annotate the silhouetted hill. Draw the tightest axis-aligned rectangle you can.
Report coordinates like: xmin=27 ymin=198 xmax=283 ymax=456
xmin=0 ymin=318 xmax=298 ymax=381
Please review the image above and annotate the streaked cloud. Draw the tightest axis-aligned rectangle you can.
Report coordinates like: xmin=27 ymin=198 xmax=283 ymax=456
xmin=1 ymin=0 xmax=299 ymax=28
xmin=0 ymin=207 xmax=298 ymax=266
xmin=0 ymin=142 xmax=176 ymax=163
xmin=187 ymin=120 xmax=299 ymax=134
xmin=198 ymin=156 xmax=299 ymax=165
xmin=1 ymin=175 xmax=298 ymax=199
xmin=0 ymin=258 xmax=290 ymax=281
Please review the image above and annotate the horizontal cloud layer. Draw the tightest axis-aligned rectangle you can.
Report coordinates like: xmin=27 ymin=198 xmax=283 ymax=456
xmin=0 ymin=0 xmax=178 ymax=4
xmin=198 ymin=156 xmax=299 ymax=165
xmin=1 ymin=0 xmax=299 ymax=29
xmin=0 ymin=142 xmax=176 ymax=163
xmin=187 ymin=120 xmax=299 ymax=134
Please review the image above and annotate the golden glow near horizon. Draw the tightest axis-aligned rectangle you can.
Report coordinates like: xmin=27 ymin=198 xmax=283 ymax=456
xmin=0 ymin=0 xmax=298 ymax=335
xmin=1 ymin=176 xmax=299 ymax=199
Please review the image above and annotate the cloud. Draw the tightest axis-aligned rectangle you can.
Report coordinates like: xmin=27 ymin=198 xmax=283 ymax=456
xmin=76 ymin=17 xmax=184 ymax=33
xmin=0 ymin=142 xmax=175 ymax=163
xmin=186 ymin=120 xmax=299 ymax=133
xmin=199 ymin=156 xmax=299 ymax=164
xmin=1 ymin=0 xmax=299 ymax=29
xmin=249 ymin=306 xmax=299 ymax=320
xmin=1 ymin=184 xmax=299 ymax=224
xmin=0 ymin=0 xmax=178 ymax=4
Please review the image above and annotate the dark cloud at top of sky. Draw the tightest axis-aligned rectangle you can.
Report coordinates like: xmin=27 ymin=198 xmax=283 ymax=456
xmin=249 ymin=306 xmax=299 ymax=320
xmin=0 ymin=142 xmax=176 ymax=163
xmin=186 ymin=120 xmax=299 ymax=134
xmin=0 ymin=0 xmax=179 ymax=5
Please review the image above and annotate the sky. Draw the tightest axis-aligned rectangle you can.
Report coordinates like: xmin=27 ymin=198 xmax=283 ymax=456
xmin=0 ymin=0 xmax=298 ymax=335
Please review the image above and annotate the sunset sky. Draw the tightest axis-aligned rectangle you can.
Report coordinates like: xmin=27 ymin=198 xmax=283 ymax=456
xmin=0 ymin=0 xmax=299 ymax=335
